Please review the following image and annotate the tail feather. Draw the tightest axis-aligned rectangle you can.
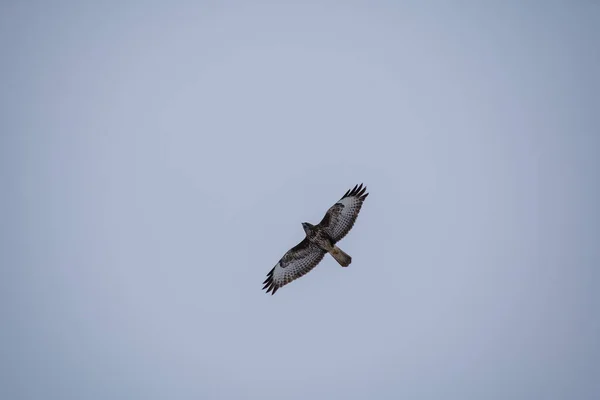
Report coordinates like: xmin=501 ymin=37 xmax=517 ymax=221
xmin=330 ymin=246 xmax=352 ymax=267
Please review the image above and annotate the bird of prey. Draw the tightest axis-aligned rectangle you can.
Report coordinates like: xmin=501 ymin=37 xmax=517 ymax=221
xmin=262 ymin=184 xmax=369 ymax=295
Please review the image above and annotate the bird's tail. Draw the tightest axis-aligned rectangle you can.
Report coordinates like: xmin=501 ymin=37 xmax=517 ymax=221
xmin=330 ymin=246 xmax=352 ymax=267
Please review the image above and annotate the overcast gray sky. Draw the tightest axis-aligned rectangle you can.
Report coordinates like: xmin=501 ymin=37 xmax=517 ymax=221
xmin=2 ymin=2 xmax=599 ymax=399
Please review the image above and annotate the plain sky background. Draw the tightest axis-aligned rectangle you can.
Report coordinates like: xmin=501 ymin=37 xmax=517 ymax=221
xmin=1 ymin=1 xmax=599 ymax=399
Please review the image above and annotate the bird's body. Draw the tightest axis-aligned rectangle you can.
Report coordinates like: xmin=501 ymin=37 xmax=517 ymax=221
xmin=302 ymin=222 xmax=351 ymax=267
xmin=302 ymin=222 xmax=334 ymax=252
xmin=263 ymin=184 xmax=369 ymax=295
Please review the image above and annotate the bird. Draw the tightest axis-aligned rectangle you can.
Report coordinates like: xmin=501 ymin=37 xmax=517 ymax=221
xmin=262 ymin=183 xmax=369 ymax=295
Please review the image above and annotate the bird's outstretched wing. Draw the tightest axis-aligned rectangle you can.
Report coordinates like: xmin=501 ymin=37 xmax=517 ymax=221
xmin=318 ymin=183 xmax=369 ymax=243
xmin=263 ymin=238 xmax=327 ymax=295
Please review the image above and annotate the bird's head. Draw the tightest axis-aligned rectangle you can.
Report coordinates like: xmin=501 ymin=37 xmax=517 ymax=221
xmin=302 ymin=222 xmax=314 ymax=235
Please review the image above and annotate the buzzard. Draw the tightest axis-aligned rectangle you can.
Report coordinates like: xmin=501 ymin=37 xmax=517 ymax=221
xmin=262 ymin=184 xmax=369 ymax=295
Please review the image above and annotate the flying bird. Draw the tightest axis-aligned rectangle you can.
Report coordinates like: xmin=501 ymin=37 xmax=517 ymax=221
xmin=263 ymin=183 xmax=369 ymax=295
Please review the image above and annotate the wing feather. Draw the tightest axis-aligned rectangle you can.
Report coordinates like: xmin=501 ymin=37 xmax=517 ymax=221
xmin=318 ymin=183 xmax=369 ymax=242
xmin=262 ymin=238 xmax=326 ymax=295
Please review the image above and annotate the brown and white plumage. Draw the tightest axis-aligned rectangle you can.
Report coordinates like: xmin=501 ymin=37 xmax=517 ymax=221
xmin=263 ymin=184 xmax=369 ymax=295
xmin=262 ymin=240 xmax=326 ymax=295
xmin=319 ymin=184 xmax=369 ymax=242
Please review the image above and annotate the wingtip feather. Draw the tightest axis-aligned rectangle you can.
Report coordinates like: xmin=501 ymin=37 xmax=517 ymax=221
xmin=343 ymin=183 xmax=369 ymax=199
